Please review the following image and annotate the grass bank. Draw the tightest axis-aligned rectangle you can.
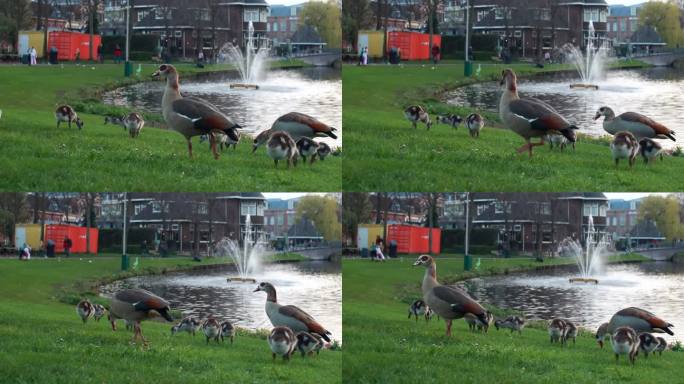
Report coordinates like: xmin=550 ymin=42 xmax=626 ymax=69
xmin=342 ymin=60 xmax=684 ymax=191
xmin=0 ymin=62 xmax=341 ymax=191
xmin=342 ymin=254 xmax=682 ymax=383
xmin=0 ymin=255 xmax=341 ymax=383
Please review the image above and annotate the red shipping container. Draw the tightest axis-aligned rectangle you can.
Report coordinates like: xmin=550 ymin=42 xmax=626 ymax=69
xmin=387 ymin=32 xmax=442 ymax=61
xmin=48 ymin=31 xmax=101 ymax=61
xmin=45 ymin=225 xmax=98 ymax=254
xmin=387 ymin=224 xmax=441 ymax=254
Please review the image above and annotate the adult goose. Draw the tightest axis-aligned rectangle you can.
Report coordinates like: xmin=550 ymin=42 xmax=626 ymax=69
xmin=594 ymin=106 xmax=675 ymax=141
xmin=152 ymin=64 xmax=241 ymax=159
xmin=108 ymin=288 xmax=174 ymax=345
xmin=413 ymin=254 xmax=489 ymax=337
xmin=607 ymin=307 xmax=674 ymax=335
xmin=252 ymin=112 xmax=337 ymax=152
xmin=499 ymin=69 xmax=577 ymax=157
xmin=254 ymin=282 xmax=332 ymax=342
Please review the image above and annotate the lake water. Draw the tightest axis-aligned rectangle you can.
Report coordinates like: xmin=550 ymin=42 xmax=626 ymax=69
xmin=103 ymin=67 xmax=342 ymax=147
xmin=100 ymin=260 xmax=342 ymax=341
xmin=462 ymin=261 xmax=684 ymax=342
xmin=445 ymin=67 xmax=684 ymax=149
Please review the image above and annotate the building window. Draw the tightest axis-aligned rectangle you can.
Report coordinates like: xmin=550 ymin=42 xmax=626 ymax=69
xmin=619 ymin=216 xmax=626 ymax=226
xmin=541 ymin=202 xmax=551 ymax=215
xmin=244 ymin=8 xmax=260 ymax=22
xmin=155 ymin=8 xmax=168 ymax=20
xmin=280 ymin=20 xmax=287 ymax=31
xmin=241 ymin=201 xmax=263 ymax=216
xmin=134 ymin=203 xmax=145 ymax=215
xmin=476 ymin=203 xmax=488 ymax=216
xmin=277 ymin=215 xmax=284 ymax=225
xmin=631 ymin=20 xmax=637 ymax=32
xmin=620 ymin=18 xmax=626 ymax=32
xmin=494 ymin=7 xmax=511 ymax=20
xmin=137 ymin=9 xmax=150 ymax=22
xmin=476 ymin=9 xmax=489 ymax=22
xmin=194 ymin=203 xmax=208 ymax=215
xmin=584 ymin=7 xmax=606 ymax=22
xmin=152 ymin=202 xmax=162 ymax=213
xmin=266 ymin=23 xmax=270 ymax=32
xmin=599 ymin=204 xmax=607 ymax=217
xmin=291 ymin=21 xmax=297 ymax=32
xmin=273 ymin=22 xmax=278 ymax=32
xmin=612 ymin=21 xmax=617 ymax=32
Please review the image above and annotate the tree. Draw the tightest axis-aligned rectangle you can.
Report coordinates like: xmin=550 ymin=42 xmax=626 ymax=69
xmin=425 ymin=0 xmax=441 ymax=57
xmin=80 ymin=193 xmax=97 ymax=255
xmin=342 ymin=0 xmax=371 ymax=51
xmin=295 ymin=195 xmax=341 ymax=241
xmin=300 ymin=0 xmax=342 ymax=49
xmin=84 ymin=0 xmax=102 ymax=61
xmin=0 ymin=0 xmax=32 ymax=53
xmin=638 ymin=195 xmax=684 ymax=242
xmin=0 ymin=193 xmax=29 ymax=244
xmin=342 ymin=193 xmax=372 ymax=245
xmin=639 ymin=1 xmax=684 ymax=48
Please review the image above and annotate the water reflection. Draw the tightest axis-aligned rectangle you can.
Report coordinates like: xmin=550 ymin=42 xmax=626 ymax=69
xmin=100 ymin=261 xmax=342 ymax=341
xmin=103 ymin=67 xmax=342 ymax=147
xmin=446 ymin=67 xmax=684 ymax=148
xmin=464 ymin=262 xmax=684 ymax=342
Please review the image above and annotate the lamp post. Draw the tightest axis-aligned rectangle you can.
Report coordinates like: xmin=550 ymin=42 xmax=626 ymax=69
xmin=124 ymin=0 xmax=132 ymax=77
xmin=463 ymin=0 xmax=472 ymax=77
xmin=121 ymin=192 xmax=129 ymax=270
xmin=464 ymin=192 xmax=472 ymax=271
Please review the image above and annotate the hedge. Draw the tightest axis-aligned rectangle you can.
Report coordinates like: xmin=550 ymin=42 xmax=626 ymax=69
xmin=442 ymin=34 xmax=498 ymax=54
xmin=99 ymin=228 xmax=157 ymax=251
xmin=101 ymin=35 xmax=158 ymax=55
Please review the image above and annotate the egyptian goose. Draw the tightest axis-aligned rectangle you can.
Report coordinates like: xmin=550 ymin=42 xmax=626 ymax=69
xmin=408 ymin=299 xmax=433 ymax=323
xmin=562 ymin=320 xmax=578 ymax=346
xmin=296 ymin=331 xmax=323 ymax=357
xmin=104 ymin=116 xmax=127 ymax=131
xmin=437 ymin=114 xmax=462 ymax=129
xmin=494 ymin=316 xmax=525 ymax=335
xmin=55 ymin=105 xmax=83 ymax=130
xmin=656 ymin=337 xmax=667 ymax=356
xmin=638 ymin=332 xmax=659 ymax=358
xmin=608 ymin=307 xmax=674 ymax=336
xmin=548 ymin=318 xmax=566 ymax=344
xmin=594 ymin=106 xmax=676 ymax=141
xmin=254 ymin=282 xmax=332 ymax=342
xmin=171 ymin=316 xmax=200 ymax=336
xmin=93 ymin=304 xmax=107 ymax=322
xmin=611 ymin=326 xmax=640 ymax=365
xmin=611 ymin=132 xmax=639 ymax=168
xmin=316 ymin=142 xmax=332 ymax=161
xmin=404 ymin=105 xmax=432 ymax=130
xmin=220 ymin=320 xmax=235 ymax=344
xmin=499 ymin=69 xmax=577 ymax=157
xmin=252 ymin=112 xmax=337 ymax=152
xmin=296 ymin=137 xmax=319 ymax=164
xmin=596 ymin=322 xmax=610 ymax=349
xmin=107 ymin=288 xmax=174 ymax=345
xmin=266 ymin=132 xmax=299 ymax=168
xmin=269 ymin=326 xmax=298 ymax=361
xmin=202 ymin=316 xmax=221 ymax=344
xmin=413 ymin=254 xmax=489 ymax=336
xmin=639 ymin=138 xmax=663 ymax=164
xmin=123 ymin=112 xmax=145 ymax=138
xmin=76 ymin=299 xmax=94 ymax=323
xmin=466 ymin=113 xmax=484 ymax=138
xmin=152 ymin=64 xmax=241 ymax=159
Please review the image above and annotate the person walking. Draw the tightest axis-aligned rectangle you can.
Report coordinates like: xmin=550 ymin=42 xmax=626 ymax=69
xmin=75 ymin=47 xmax=81 ymax=64
xmin=114 ymin=45 xmax=122 ymax=64
xmin=374 ymin=235 xmax=386 ymax=262
xmin=29 ymin=46 xmax=37 ymax=66
xmin=431 ymin=45 xmax=440 ymax=65
xmin=97 ymin=44 xmax=104 ymax=63
xmin=63 ymin=236 xmax=72 ymax=258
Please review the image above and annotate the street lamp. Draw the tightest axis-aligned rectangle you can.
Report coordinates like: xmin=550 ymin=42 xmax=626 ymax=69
xmin=463 ymin=0 xmax=472 ymax=77
xmin=121 ymin=192 xmax=129 ymax=270
xmin=464 ymin=192 xmax=472 ymax=270
xmin=123 ymin=0 xmax=132 ymax=77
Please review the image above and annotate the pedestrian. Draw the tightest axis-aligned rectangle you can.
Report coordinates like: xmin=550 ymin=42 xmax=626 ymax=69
xmin=432 ymin=45 xmax=440 ymax=65
xmin=374 ymin=235 xmax=386 ymax=262
xmin=29 ymin=46 xmax=37 ymax=66
xmin=63 ymin=236 xmax=72 ymax=257
xmin=114 ymin=45 xmax=122 ymax=64
xmin=21 ymin=243 xmax=31 ymax=260
xmin=197 ymin=50 xmax=204 ymax=68
xmin=544 ymin=51 xmax=551 ymax=63
xmin=75 ymin=47 xmax=80 ymax=64
xmin=97 ymin=44 xmax=104 ymax=63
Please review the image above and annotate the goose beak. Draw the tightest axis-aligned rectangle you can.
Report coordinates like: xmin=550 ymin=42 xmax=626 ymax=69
xmin=252 ymin=144 xmax=259 ymax=153
xmin=593 ymin=112 xmax=601 ymax=120
xmin=597 ymin=340 xmax=604 ymax=348
xmin=412 ymin=259 xmax=422 ymax=266
xmin=151 ymin=70 xmax=161 ymax=78
xmin=253 ymin=286 xmax=261 ymax=292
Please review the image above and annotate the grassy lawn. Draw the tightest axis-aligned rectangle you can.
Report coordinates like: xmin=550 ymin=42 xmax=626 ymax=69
xmin=342 ymin=60 xmax=684 ymax=191
xmin=342 ymin=254 xmax=682 ymax=383
xmin=0 ymin=62 xmax=341 ymax=191
xmin=0 ymin=255 xmax=341 ymax=383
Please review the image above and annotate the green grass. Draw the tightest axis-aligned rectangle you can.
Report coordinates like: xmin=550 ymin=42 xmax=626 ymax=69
xmin=0 ymin=62 xmax=341 ymax=191
xmin=342 ymin=254 xmax=682 ymax=383
xmin=342 ymin=60 xmax=684 ymax=191
xmin=0 ymin=255 xmax=341 ymax=383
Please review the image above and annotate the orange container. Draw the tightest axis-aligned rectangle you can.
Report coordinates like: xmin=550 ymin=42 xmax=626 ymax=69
xmin=45 ymin=224 xmax=98 ymax=254
xmin=387 ymin=31 xmax=441 ymax=61
xmin=387 ymin=224 xmax=441 ymax=254
xmin=48 ymin=31 xmax=101 ymax=61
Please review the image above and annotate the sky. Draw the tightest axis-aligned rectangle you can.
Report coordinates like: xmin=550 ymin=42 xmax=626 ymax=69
xmin=603 ymin=192 xmax=671 ymax=200
xmin=606 ymin=0 xmax=651 ymax=4
xmin=262 ymin=192 xmax=327 ymax=199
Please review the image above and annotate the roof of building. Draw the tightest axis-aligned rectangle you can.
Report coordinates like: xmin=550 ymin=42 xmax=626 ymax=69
xmin=608 ymin=4 xmax=642 ymax=17
xmin=269 ymin=3 xmax=304 ymax=17
xmin=609 ymin=197 xmax=642 ymax=210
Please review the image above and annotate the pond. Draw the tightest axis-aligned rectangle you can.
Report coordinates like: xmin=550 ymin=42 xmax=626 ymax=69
xmin=100 ymin=260 xmax=342 ymax=341
xmin=103 ymin=67 xmax=342 ymax=148
xmin=445 ymin=67 xmax=684 ymax=149
xmin=463 ymin=261 xmax=684 ymax=342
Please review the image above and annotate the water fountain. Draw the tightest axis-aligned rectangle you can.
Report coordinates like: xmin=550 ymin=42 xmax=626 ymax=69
xmin=219 ymin=21 xmax=269 ymax=90
xmin=214 ymin=214 xmax=265 ymax=283
xmin=558 ymin=216 xmax=608 ymax=284
xmin=563 ymin=21 xmax=607 ymax=90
